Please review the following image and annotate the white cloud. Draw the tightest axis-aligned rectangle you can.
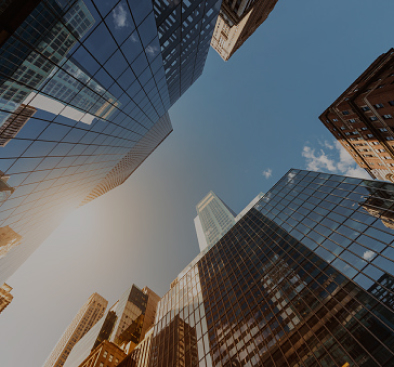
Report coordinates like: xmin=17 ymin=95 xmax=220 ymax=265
xmin=112 ymin=4 xmax=128 ymax=29
xmin=301 ymin=140 xmax=370 ymax=179
xmin=262 ymin=168 xmax=272 ymax=179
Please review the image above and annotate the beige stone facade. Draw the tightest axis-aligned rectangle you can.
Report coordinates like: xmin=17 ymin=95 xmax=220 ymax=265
xmin=43 ymin=293 xmax=108 ymax=367
xmin=78 ymin=340 xmax=126 ymax=367
xmin=0 ymin=283 xmax=13 ymax=314
xmin=211 ymin=0 xmax=279 ymax=61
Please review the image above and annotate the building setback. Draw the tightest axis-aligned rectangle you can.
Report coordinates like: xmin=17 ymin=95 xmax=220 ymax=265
xmin=211 ymin=0 xmax=279 ymax=61
xmin=0 ymin=0 xmax=221 ymax=286
xmin=123 ymin=169 xmax=394 ymax=366
xmin=42 ymin=293 xmax=108 ymax=367
xmin=320 ymin=48 xmax=394 ymax=182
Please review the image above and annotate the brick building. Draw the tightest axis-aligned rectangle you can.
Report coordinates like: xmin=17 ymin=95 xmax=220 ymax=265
xmin=320 ymin=48 xmax=394 ymax=182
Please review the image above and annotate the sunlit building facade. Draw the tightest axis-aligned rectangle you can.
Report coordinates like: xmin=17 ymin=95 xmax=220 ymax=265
xmin=64 ymin=285 xmax=159 ymax=367
xmin=0 ymin=0 xmax=221 ymax=284
xmin=320 ymin=48 xmax=394 ymax=183
xmin=126 ymin=169 xmax=394 ymax=366
xmin=211 ymin=0 xmax=279 ymax=61
xmin=194 ymin=191 xmax=236 ymax=252
xmin=43 ymin=293 xmax=108 ymax=367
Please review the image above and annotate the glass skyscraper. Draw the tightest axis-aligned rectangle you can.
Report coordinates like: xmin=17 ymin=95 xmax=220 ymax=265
xmin=0 ymin=0 xmax=221 ymax=284
xmin=122 ymin=169 xmax=394 ymax=367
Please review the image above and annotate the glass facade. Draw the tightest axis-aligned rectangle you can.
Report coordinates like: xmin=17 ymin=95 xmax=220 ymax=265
xmin=0 ymin=0 xmax=221 ymax=284
xmin=137 ymin=169 xmax=394 ymax=367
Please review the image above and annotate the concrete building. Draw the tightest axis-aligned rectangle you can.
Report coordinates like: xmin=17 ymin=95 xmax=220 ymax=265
xmin=211 ymin=0 xmax=279 ymax=61
xmin=77 ymin=340 xmax=126 ymax=367
xmin=42 ymin=293 xmax=108 ymax=367
xmin=194 ymin=191 xmax=236 ymax=251
xmin=64 ymin=285 xmax=160 ymax=367
xmin=320 ymin=48 xmax=394 ymax=182
xmin=0 ymin=283 xmax=13 ymax=314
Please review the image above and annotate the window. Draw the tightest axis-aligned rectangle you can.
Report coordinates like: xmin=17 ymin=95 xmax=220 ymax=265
xmin=361 ymin=127 xmax=368 ymax=131
xmin=342 ymin=110 xmax=350 ymax=115
xmin=372 ymin=142 xmax=380 ymax=145
xmin=377 ymin=149 xmax=386 ymax=153
xmin=378 ymin=84 xmax=386 ymax=89
xmin=384 ymin=156 xmax=391 ymax=160
xmin=374 ymin=103 xmax=384 ymax=109
xmin=363 ymin=154 xmax=373 ymax=157
xmin=361 ymin=106 xmax=370 ymax=111
xmin=333 ymin=118 xmax=338 ymax=122
xmin=100 ymin=364 xmax=104 ymax=367
xmin=103 ymin=351 xmax=108 ymax=358
xmin=340 ymin=126 xmax=346 ymax=130
xmin=109 ymin=355 xmax=113 ymax=362
xmin=379 ymin=128 xmax=388 ymax=132
xmin=389 ymin=100 xmax=394 ymax=106
xmin=387 ymin=136 xmax=394 ymax=141
xmin=115 ymin=359 xmax=119 ymax=366
xmin=349 ymin=119 xmax=356 ymax=123
xmin=383 ymin=114 xmax=393 ymax=119
xmin=367 ymin=134 xmax=374 ymax=138
xmin=370 ymin=116 xmax=378 ymax=121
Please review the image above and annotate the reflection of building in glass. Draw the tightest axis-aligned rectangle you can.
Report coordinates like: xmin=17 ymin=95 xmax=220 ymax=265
xmin=0 ymin=0 xmax=220 ymax=286
xmin=64 ymin=285 xmax=159 ymax=367
xmin=194 ymin=191 xmax=236 ymax=251
xmin=0 ymin=283 xmax=13 ymax=314
xmin=0 ymin=0 xmax=94 ymax=122
xmin=42 ymin=293 xmax=108 ymax=367
xmin=130 ymin=169 xmax=394 ymax=366
xmin=77 ymin=340 xmax=126 ymax=367
xmin=211 ymin=0 xmax=279 ymax=61
xmin=320 ymin=48 xmax=394 ymax=183
xmin=0 ymin=225 xmax=22 ymax=259
xmin=0 ymin=104 xmax=36 ymax=146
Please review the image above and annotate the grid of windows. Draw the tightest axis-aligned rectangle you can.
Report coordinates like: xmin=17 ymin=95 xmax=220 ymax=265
xmin=0 ymin=0 xmax=220 ymax=284
xmin=148 ymin=169 xmax=394 ymax=366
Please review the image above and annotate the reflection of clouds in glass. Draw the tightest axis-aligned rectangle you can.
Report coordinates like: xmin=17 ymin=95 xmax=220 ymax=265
xmin=146 ymin=45 xmax=159 ymax=56
xmin=363 ymin=250 xmax=375 ymax=261
xmin=112 ymin=4 xmax=128 ymax=29
xmin=129 ymin=33 xmax=138 ymax=43
xmin=287 ymin=171 xmax=296 ymax=183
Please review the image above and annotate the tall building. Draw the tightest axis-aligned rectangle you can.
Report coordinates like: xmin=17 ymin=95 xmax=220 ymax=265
xmin=211 ymin=0 xmax=279 ymax=61
xmin=194 ymin=191 xmax=236 ymax=251
xmin=0 ymin=283 xmax=13 ymax=314
xmin=320 ymin=48 xmax=394 ymax=183
xmin=43 ymin=293 xmax=108 ymax=367
xmin=63 ymin=285 xmax=160 ymax=367
xmin=125 ymin=169 xmax=394 ymax=366
xmin=0 ymin=0 xmax=221 ymax=284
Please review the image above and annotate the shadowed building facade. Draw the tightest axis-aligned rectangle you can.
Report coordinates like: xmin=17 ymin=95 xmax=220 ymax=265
xmin=121 ymin=169 xmax=394 ymax=366
xmin=211 ymin=0 xmax=279 ymax=61
xmin=320 ymin=48 xmax=394 ymax=183
xmin=0 ymin=0 xmax=221 ymax=285
xmin=43 ymin=293 xmax=108 ymax=367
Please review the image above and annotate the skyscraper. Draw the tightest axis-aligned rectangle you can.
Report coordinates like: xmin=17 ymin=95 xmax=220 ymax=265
xmin=0 ymin=0 xmax=221 ymax=284
xmin=211 ymin=0 xmax=279 ymax=61
xmin=124 ymin=169 xmax=394 ymax=366
xmin=320 ymin=48 xmax=394 ymax=183
xmin=63 ymin=285 xmax=160 ymax=367
xmin=194 ymin=191 xmax=236 ymax=251
xmin=43 ymin=293 xmax=108 ymax=367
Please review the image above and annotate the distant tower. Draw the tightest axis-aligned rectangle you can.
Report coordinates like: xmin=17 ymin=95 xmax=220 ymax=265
xmin=194 ymin=191 xmax=236 ymax=251
xmin=0 ymin=283 xmax=13 ymax=314
xmin=42 ymin=293 xmax=108 ymax=367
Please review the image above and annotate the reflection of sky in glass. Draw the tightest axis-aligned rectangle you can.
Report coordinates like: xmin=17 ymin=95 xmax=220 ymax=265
xmin=0 ymin=0 xmax=221 ymax=284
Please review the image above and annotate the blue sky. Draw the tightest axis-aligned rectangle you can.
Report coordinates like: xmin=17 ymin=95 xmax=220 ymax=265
xmin=1 ymin=0 xmax=394 ymax=366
